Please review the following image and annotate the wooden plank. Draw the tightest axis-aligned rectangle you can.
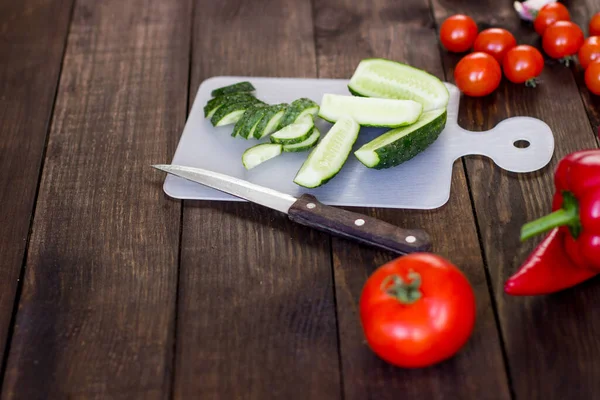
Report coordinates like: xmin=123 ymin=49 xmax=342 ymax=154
xmin=430 ymin=1 xmax=600 ymax=398
xmin=313 ymin=0 xmax=511 ymax=398
xmin=570 ymin=0 xmax=600 ymax=146
xmin=0 ymin=0 xmax=74 ymax=365
xmin=174 ymin=1 xmax=341 ymax=399
xmin=1 ymin=0 xmax=191 ymax=398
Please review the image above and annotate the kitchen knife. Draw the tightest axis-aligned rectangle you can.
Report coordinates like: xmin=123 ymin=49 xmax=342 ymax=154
xmin=152 ymin=164 xmax=432 ymax=254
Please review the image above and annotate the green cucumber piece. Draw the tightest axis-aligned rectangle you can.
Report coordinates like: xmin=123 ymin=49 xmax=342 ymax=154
xmin=277 ymin=98 xmax=319 ymax=129
xmin=269 ymin=115 xmax=314 ymax=144
xmin=253 ymin=104 xmax=288 ymax=139
xmin=293 ymin=116 xmax=360 ymax=188
xmin=232 ymin=104 xmax=267 ymax=137
xmin=211 ymin=81 xmax=255 ymax=97
xmin=348 ymin=58 xmax=449 ymax=112
xmin=204 ymin=92 xmax=256 ymax=118
xmin=282 ymin=126 xmax=321 ymax=152
xmin=242 ymin=143 xmax=282 ymax=169
xmin=318 ymin=94 xmax=422 ymax=128
xmin=211 ymin=98 xmax=263 ymax=127
xmin=354 ymin=108 xmax=447 ymax=169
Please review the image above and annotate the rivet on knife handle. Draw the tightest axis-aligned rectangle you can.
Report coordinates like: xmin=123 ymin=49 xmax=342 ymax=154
xmin=287 ymin=194 xmax=432 ymax=254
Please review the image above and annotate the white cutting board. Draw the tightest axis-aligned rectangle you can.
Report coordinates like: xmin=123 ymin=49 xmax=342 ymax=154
xmin=163 ymin=76 xmax=554 ymax=210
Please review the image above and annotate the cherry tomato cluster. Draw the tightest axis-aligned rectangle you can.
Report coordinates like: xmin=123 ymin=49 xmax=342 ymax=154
xmin=440 ymin=14 xmax=543 ymax=97
xmin=440 ymin=6 xmax=600 ymax=97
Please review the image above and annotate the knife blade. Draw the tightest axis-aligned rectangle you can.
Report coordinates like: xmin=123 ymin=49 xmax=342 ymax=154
xmin=153 ymin=164 xmax=432 ymax=254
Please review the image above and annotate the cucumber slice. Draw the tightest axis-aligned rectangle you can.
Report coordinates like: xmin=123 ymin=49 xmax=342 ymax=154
xmin=204 ymin=92 xmax=256 ymax=118
xmin=211 ymin=81 xmax=255 ymax=97
xmin=277 ymin=98 xmax=319 ymax=129
xmin=282 ymin=126 xmax=321 ymax=152
xmin=242 ymin=143 xmax=282 ymax=170
xmin=253 ymin=104 xmax=288 ymax=139
xmin=269 ymin=115 xmax=314 ymax=144
xmin=293 ymin=116 xmax=359 ymax=188
xmin=354 ymin=108 xmax=447 ymax=169
xmin=211 ymin=98 xmax=263 ymax=127
xmin=318 ymin=94 xmax=422 ymax=128
xmin=348 ymin=58 xmax=449 ymax=112
xmin=232 ymin=104 xmax=267 ymax=137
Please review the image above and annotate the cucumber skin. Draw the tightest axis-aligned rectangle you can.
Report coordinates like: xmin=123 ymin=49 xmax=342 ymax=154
xmin=359 ymin=110 xmax=447 ymax=169
xmin=253 ymin=104 xmax=288 ymax=139
xmin=203 ymin=92 xmax=256 ymax=118
xmin=210 ymin=98 xmax=263 ymax=127
xmin=277 ymin=98 xmax=319 ymax=129
xmin=282 ymin=127 xmax=321 ymax=152
xmin=232 ymin=104 xmax=267 ymax=138
xmin=211 ymin=81 xmax=255 ymax=97
xmin=317 ymin=113 xmax=416 ymax=129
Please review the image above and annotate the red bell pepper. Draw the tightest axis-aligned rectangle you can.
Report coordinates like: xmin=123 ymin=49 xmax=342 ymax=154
xmin=505 ymin=149 xmax=600 ymax=296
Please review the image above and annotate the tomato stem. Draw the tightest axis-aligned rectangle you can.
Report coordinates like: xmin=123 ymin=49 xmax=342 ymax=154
xmin=381 ymin=271 xmax=422 ymax=305
xmin=559 ymin=56 xmax=574 ymax=67
xmin=525 ymin=78 xmax=538 ymax=88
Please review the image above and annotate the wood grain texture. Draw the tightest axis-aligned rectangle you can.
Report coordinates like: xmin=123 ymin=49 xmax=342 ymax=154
xmin=313 ymin=0 xmax=511 ymax=398
xmin=569 ymin=0 xmax=600 ymax=146
xmin=175 ymin=1 xmax=341 ymax=399
xmin=431 ymin=0 xmax=600 ymax=398
xmin=0 ymin=0 xmax=73 ymax=365
xmin=1 ymin=0 xmax=191 ymax=398
xmin=288 ymin=194 xmax=432 ymax=254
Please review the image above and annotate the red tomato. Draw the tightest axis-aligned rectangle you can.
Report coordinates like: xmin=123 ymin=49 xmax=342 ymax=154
xmin=578 ymin=36 xmax=600 ymax=69
xmin=542 ymin=21 xmax=584 ymax=61
xmin=589 ymin=12 xmax=600 ymax=36
xmin=440 ymin=14 xmax=478 ymax=53
xmin=534 ymin=2 xmax=571 ymax=36
xmin=473 ymin=28 xmax=517 ymax=62
xmin=454 ymin=52 xmax=502 ymax=97
xmin=502 ymin=45 xmax=545 ymax=86
xmin=359 ymin=253 xmax=476 ymax=369
xmin=585 ymin=61 xmax=600 ymax=95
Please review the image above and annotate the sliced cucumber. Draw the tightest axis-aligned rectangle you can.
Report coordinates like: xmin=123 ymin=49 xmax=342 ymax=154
xmin=318 ymin=94 xmax=422 ymax=128
xmin=211 ymin=98 xmax=264 ymax=127
xmin=242 ymin=143 xmax=282 ymax=169
xmin=348 ymin=58 xmax=449 ymax=112
xmin=277 ymin=98 xmax=319 ymax=129
xmin=293 ymin=116 xmax=359 ymax=188
xmin=270 ymin=115 xmax=314 ymax=144
xmin=253 ymin=104 xmax=288 ymax=139
xmin=232 ymin=104 xmax=267 ymax=137
xmin=211 ymin=81 xmax=255 ymax=97
xmin=354 ymin=108 xmax=447 ymax=169
xmin=204 ymin=92 xmax=256 ymax=118
xmin=283 ymin=126 xmax=321 ymax=152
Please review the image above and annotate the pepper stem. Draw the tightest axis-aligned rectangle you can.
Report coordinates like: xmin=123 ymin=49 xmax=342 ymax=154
xmin=380 ymin=271 xmax=422 ymax=304
xmin=520 ymin=191 xmax=582 ymax=241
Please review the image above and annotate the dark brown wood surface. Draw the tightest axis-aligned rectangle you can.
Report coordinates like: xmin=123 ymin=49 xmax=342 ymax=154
xmin=1 ymin=0 xmax=600 ymax=398
xmin=0 ymin=0 xmax=74 ymax=367
xmin=313 ymin=0 xmax=510 ymax=398
xmin=1 ymin=0 xmax=191 ymax=398
xmin=174 ymin=1 xmax=341 ymax=399
xmin=430 ymin=0 xmax=600 ymax=399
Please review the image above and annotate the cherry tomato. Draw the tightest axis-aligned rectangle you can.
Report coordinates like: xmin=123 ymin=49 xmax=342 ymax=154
xmin=440 ymin=14 xmax=478 ymax=53
xmin=359 ymin=253 xmax=476 ymax=369
xmin=454 ymin=52 xmax=502 ymax=97
xmin=589 ymin=12 xmax=600 ymax=36
xmin=578 ymin=36 xmax=600 ymax=69
xmin=534 ymin=2 xmax=571 ymax=36
xmin=473 ymin=28 xmax=517 ymax=63
xmin=585 ymin=61 xmax=600 ymax=95
xmin=542 ymin=21 xmax=584 ymax=62
xmin=502 ymin=45 xmax=545 ymax=86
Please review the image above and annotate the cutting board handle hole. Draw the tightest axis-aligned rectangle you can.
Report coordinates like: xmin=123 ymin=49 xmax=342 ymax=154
xmin=513 ymin=139 xmax=530 ymax=149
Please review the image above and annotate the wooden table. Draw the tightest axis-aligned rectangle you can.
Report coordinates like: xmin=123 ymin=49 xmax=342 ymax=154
xmin=1 ymin=0 xmax=600 ymax=398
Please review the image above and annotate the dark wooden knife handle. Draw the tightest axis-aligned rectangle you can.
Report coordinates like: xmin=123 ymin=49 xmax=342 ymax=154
xmin=288 ymin=194 xmax=432 ymax=254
